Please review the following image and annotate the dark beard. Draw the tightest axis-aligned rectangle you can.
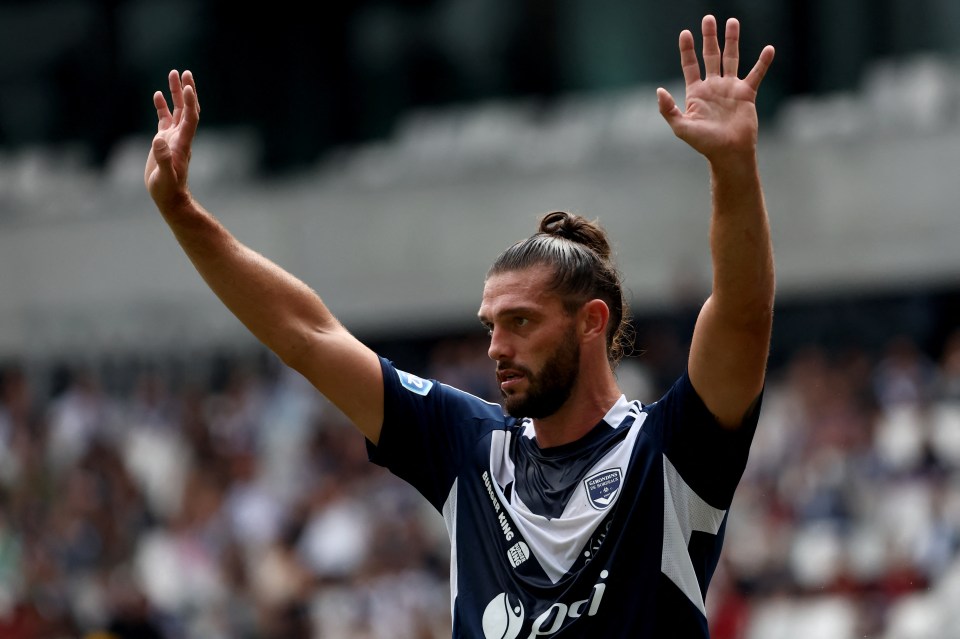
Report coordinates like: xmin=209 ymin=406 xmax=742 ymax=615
xmin=502 ymin=331 xmax=580 ymax=419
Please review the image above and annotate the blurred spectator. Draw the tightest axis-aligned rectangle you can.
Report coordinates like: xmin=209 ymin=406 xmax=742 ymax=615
xmin=5 ymin=330 xmax=960 ymax=637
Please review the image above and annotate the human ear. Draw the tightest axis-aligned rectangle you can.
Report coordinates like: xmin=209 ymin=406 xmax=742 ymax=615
xmin=579 ymin=299 xmax=610 ymax=343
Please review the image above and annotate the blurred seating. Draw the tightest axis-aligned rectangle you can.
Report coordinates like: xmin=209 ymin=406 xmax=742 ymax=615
xmin=4 ymin=327 xmax=960 ymax=637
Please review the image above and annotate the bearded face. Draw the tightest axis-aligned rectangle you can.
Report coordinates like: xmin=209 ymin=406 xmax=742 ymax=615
xmin=501 ymin=323 xmax=581 ymax=419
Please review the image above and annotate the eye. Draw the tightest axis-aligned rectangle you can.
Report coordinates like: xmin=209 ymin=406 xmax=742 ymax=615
xmin=514 ymin=317 xmax=529 ymax=328
xmin=481 ymin=321 xmax=493 ymax=336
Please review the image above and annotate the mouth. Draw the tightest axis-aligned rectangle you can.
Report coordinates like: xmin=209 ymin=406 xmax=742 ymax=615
xmin=497 ymin=368 xmax=526 ymax=392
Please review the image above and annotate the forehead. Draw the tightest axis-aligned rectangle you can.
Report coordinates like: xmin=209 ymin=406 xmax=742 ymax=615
xmin=479 ymin=265 xmax=560 ymax=318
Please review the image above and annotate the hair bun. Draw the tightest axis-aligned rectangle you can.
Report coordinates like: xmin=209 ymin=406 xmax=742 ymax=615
xmin=539 ymin=211 xmax=612 ymax=261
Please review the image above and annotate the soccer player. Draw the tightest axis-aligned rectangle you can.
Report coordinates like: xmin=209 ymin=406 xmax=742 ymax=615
xmin=145 ymin=15 xmax=774 ymax=638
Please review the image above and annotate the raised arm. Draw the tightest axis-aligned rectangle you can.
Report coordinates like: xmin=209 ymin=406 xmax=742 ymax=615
xmin=657 ymin=16 xmax=775 ymax=428
xmin=145 ymin=70 xmax=384 ymax=442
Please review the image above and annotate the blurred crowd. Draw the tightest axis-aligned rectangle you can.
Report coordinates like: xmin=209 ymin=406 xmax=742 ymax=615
xmin=2 ymin=326 xmax=960 ymax=639
xmin=714 ymin=330 xmax=960 ymax=639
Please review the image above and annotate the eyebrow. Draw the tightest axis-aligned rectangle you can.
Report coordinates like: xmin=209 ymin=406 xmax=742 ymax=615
xmin=477 ymin=305 xmax=541 ymax=325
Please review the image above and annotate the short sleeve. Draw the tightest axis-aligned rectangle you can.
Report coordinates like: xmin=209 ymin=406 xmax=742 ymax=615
xmin=367 ymin=357 xmax=506 ymax=510
xmin=646 ymin=372 xmax=762 ymax=509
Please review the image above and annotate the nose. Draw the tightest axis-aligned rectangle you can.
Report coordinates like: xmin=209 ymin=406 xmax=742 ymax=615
xmin=487 ymin=325 xmax=513 ymax=362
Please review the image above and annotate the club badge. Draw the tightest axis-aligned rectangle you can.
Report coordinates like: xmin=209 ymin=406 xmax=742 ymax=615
xmin=584 ymin=468 xmax=622 ymax=511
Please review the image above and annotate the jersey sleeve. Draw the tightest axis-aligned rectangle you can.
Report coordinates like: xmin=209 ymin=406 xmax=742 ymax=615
xmin=647 ymin=371 xmax=761 ymax=509
xmin=367 ymin=356 xmax=505 ymax=511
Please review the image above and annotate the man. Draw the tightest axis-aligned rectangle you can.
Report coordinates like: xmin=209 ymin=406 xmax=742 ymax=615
xmin=145 ymin=15 xmax=774 ymax=638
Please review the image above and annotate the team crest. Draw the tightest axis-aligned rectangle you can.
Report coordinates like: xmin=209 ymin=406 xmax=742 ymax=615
xmin=584 ymin=468 xmax=622 ymax=511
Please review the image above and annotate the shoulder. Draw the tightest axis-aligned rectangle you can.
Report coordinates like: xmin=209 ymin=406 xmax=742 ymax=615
xmin=379 ymin=356 xmax=506 ymax=421
xmin=640 ymin=371 xmax=723 ymax=429
xmin=643 ymin=370 xmax=761 ymax=508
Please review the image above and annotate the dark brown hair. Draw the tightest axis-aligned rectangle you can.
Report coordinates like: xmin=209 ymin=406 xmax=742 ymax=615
xmin=488 ymin=211 xmax=633 ymax=365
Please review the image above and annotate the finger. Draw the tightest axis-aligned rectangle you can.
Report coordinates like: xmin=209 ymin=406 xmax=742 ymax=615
xmin=701 ymin=15 xmax=721 ymax=78
xmin=678 ymin=30 xmax=700 ymax=87
xmin=743 ymin=45 xmax=775 ymax=92
xmin=657 ymin=87 xmax=684 ymax=132
xmin=182 ymin=69 xmax=200 ymax=113
xmin=180 ymin=84 xmax=200 ymax=146
xmin=168 ymin=69 xmax=184 ymax=122
xmin=722 ymin=18 xmax=740 ymax=77
xmin=153 ymin=90 xmax=172 ymax=129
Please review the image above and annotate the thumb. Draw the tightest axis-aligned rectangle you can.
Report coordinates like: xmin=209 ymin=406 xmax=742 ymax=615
xmin=149 ymin=134 xmax=184 ymax=190
xmin=147 ymin=135 xmax=188 ymax=209
xmin=152 ymin=135 xmax=173 ymax=170
xmin=657 ymin=88 xmax=682 ymax=125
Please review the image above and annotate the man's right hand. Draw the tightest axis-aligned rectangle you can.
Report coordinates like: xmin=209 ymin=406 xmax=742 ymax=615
xmin=145 ymin=70 xmax=200 ymax=213
xmin=141 ymin=70 xmax=386 ymax=444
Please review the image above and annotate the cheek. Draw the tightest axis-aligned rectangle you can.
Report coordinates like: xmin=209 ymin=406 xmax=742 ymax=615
xmin=525 ymin=338 xmax=556 ymax=368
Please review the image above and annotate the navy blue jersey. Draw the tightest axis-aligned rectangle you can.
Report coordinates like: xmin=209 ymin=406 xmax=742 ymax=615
xmin=368 ymin=357 xmax=760 ymax=638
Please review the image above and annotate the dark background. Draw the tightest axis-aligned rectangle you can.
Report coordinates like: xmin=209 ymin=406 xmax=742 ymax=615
xmin=2 ymin=0 xmax=958 ymax=171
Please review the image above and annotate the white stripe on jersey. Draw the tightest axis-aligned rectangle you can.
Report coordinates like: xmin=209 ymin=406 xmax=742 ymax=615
xmin=443 ymin=479 xmax=459 ymax=618
xmin=490 ymin=396 xmax=648 ymax=584
xmin=661 ymin=455 xmax=727 ymax=614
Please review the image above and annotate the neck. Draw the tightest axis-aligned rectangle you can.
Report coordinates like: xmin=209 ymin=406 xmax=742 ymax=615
xmin=530 ymin=368 xmax=622 ymax=449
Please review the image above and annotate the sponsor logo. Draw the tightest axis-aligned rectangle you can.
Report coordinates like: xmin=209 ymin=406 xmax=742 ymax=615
xmin=482 ymin=593 xmax=525 ymax=639
xmin=482 ymin=571 xmax=610 ymax=639
xmin=584 ymin=468 xmax=622 ymax=511
xmin=396 ymin=370 xmax=433 ymax=396
xmin=507 ymin=541 xmax=529 ymax=568
xmin=583 ymin=520 xmax=613 ymax=564
xmin=482 ymin=471 xmax=515 ymax=542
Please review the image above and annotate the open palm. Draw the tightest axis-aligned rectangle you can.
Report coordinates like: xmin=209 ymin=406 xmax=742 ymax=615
xmin=658 ymin=16 xmax=774 ymax=162
xmin=144 ymin=70 xmax=200 ymax=211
